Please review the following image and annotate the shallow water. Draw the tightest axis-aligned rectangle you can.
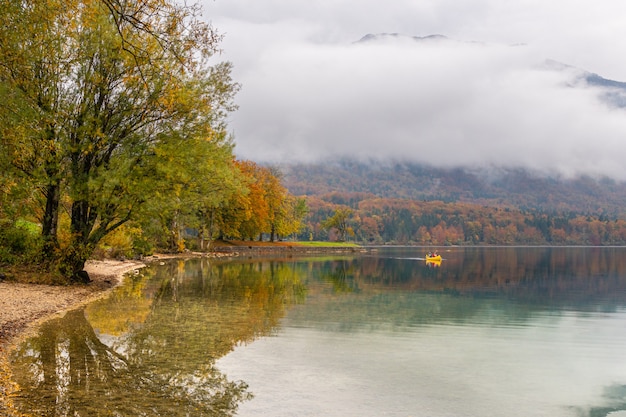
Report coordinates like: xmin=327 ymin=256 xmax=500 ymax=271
xmin=10 ymin=247 xmax=626 ymax=416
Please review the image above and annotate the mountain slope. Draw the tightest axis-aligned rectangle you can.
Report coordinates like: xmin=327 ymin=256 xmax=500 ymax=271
xmin=281 ymin=160 xmax=626 ymax=218
xmin=277 ymin=36 xmax=626 ymax=218
xmin=278 ymin=35 xmax=626 ymax=216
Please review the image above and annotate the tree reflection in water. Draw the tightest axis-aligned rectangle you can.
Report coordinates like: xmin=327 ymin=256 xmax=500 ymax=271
xmin=12 ymin=309 xmax=249 ymax=416
xmin=10 ymin=258 xmax=306 ymax=416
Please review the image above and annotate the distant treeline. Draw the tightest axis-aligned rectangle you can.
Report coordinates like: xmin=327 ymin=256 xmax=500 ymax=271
xmin=300 ymin=193 xmax=626 ymax=245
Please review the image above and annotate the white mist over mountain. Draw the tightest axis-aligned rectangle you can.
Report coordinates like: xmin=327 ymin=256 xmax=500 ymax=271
xmin=202 ymin=0 xmax=626 ymax=180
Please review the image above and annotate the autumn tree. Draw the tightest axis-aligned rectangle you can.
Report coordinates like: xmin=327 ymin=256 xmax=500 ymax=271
xmin=299 ymin=195 xmax=626 ymax=246
xmin=233 ymin=160 xmax=270 ymax=240
xmin=280 ymin=196 xmax=308 ymax=241
xmin=0 ymin=0 xmax=238 ymax=279
xmin=261 ymin=166 xmax=289 ymax=242
xmin=322 ymin=208 xmax=354 ymax=242
xmin=211 ymin=162 xmax=307 ymax=242
xmin=253 ymin=166 xmax=306 ymax=242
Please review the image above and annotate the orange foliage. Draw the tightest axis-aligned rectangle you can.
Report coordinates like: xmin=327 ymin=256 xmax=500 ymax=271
xmin=298 ymin=194 xmax=626 ymax=245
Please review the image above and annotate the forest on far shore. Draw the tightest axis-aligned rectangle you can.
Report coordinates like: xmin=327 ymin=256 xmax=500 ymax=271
xmin=280 ymin=160 xmax=626 ymax=246
xmin=297 ymin=192 xmax=626 ymax=246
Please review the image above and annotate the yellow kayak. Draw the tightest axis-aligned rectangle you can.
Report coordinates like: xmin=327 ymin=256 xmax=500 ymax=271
xmin=426 ymin=258 xmax=442 ymax=267
xmin=425 ymin=255 xmax=442 ymax=261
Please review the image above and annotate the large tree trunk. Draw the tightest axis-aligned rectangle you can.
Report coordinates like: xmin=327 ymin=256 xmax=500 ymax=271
xmin=58 ymin=199 xmax=97 ymax=282
xmin=39 ymin=118 xmax=63 ymax=261
xmin=70 ymin=199 xmax=96 ymax=241
xmin=41 ymin=181 xmax=60 ymax=260
xmin=58 ymin=241 xmax=91 ymax=283
xmin=60 ymin=197 xmax=130 ymax=281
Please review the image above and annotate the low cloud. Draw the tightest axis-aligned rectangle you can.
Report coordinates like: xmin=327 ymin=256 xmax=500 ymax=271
xmin=225 ymin=37 xmax=626 ymax=178
xmin=203 ymin=0 xmax=626 ymax=180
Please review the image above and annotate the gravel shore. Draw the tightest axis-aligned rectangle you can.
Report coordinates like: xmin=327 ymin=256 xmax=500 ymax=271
xmin=0 ymin=259 xmax=147 ymax=347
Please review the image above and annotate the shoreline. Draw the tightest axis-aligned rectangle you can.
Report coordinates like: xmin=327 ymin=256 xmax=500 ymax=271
xmin=0 ymin=245 xmax=361 ymax=349
xmin=0 ymin=258 xmax=147 ymax=349
xmin=0 ymin=250 xmax=242 ymax=415
xmin=0 ymin=257 xmax=149 ymax=416
xmin=0 ymin=246 xmax=360 ymax=414
xmin=0 ymin=251 xmax=223 ymax=349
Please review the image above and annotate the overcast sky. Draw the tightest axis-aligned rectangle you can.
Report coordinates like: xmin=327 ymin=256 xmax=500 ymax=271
xmin=200 ymin=0 xmax=626 ymax=179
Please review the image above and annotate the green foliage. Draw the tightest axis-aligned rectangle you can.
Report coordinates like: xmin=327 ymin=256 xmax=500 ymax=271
xmin=0 ymin=219 xmax=42 ymax=264
xmin=137 ymin=131 xmax=244 ymax=253
xmin=94 ymin=223 xmax=153 ymax=259
xmin=0 ymin=2 xmax=317 ymax=276
xmin=321 ymin=208 xmax=354 ymax=242
xmin=0 ymin=0 xmax=242 ymax=276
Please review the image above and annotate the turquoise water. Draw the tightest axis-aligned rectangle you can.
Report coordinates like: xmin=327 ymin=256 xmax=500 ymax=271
xmin=10 ymin=247 xmax=626 ymax=416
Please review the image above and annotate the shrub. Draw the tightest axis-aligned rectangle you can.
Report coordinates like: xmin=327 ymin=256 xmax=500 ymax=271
xmin=95 ymin=223 xmax=153 ymax=259
xmin=0 ymin=219 xmax=43 ymax=264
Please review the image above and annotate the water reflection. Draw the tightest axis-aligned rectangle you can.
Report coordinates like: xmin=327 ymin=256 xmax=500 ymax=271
xmin=344 ymin=246 xmax=626 ymax=311
xmin=582 ymin=384 xmax=626 ymax=417
xmin=10 ymin=258 xmax=306 ymax=417
xmin=222 ymin=247 xmax=626 ymax=417
xmin=10 ymin=248 xmax=626 ymax=417
xmin=12 ymin=308 xmax=250 ymax=417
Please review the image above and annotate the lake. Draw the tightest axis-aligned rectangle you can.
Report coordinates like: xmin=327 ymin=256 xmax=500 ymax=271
xmin=9 ymin=246 xmax=626 ymax=417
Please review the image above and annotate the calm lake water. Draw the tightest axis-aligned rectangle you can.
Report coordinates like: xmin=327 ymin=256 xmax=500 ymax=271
xmin=9 ymin=247 xmax=626 ymax=417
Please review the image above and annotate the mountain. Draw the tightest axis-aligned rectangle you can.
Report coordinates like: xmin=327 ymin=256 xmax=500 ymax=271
xmin=356 ymin=33 xmax=449 ymax=43
xmin=357 ymin=33 xmax=626 ymax=109
xmin=271 ymin=35 xmax=626 ymax=244
xmin=543 ymin=59 xmax=626 ymax=108
xmin=280 ymin=160 xmax=626 ymax=218
xmin=277 ymin=35 xmax=626 ymax=219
